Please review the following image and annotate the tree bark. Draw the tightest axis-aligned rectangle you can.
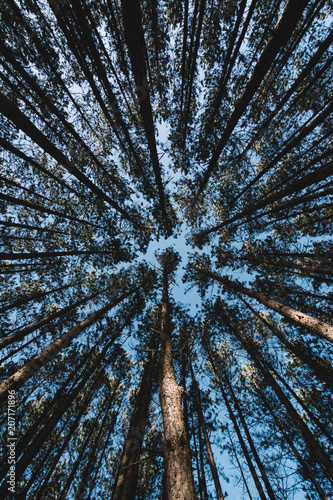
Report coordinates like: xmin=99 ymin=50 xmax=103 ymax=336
xmin=159 ymin=264 xmax=196 ymax=499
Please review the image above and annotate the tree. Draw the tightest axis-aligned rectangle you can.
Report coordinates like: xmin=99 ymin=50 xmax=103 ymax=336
xmin=1 ymin=0 xmax=332 ymax=498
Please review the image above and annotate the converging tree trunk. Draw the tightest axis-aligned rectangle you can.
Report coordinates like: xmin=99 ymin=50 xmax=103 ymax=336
xmin=189 ymin=356 xmax=225 ymax=500
xmin=158 ymin=254 xmax=196 ymax=499
xmin=113 ymin=345 xmax=157 ymax=500
xmin=197 ymin=268 xmax=333 ymax=343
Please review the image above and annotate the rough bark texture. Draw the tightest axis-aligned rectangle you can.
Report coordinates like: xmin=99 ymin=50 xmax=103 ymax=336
xmin=159 ymin=266 xmax=196 ymax=500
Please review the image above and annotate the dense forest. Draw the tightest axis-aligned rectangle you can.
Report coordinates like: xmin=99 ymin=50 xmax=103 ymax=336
xmin=0 ymin=0 xmax=333 ymax=498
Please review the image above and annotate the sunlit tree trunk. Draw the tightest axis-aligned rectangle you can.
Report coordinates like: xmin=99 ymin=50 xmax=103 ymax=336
xmin=159 ymin=262 xmax=196 ymax=499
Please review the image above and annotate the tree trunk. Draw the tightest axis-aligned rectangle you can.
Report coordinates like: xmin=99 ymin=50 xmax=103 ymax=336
xmin=238 ymin=295 xmax=333 ymax=390
xmin=0 ymin=192 xmax=102 ymax=230
xmin=205 ymin=347 xmax=267 ymax=500
xmin=189 ymin=357 xmax=225 ymax=500
xmin=198 ymin=269 xmax=333 ymax=343
xmin=120 ymin=0 xmax=169 ymax=227
xmin=196 ymin=0 xmax=310 ymax=198
xmin=258 ymin=390 xmax=329 ymax=500
xmin=0 ymin=279 xmax=82 ymax=314
xmin=0 ymin=282 xmax=118 ymax=349
xmin=227 ymin=320 xmax=333 ymax=480
xmin=226 ymin=427 xmax=254 ymax=500
xmin=197 ymin=419 xmax=209 ymax=500
xmin=114 ymin=347 xmax=156 ymax=500
xmin=159 ymin=264 xmax=196 ymax=499
xmin=0 ymin=91 xmax=141 ymax=227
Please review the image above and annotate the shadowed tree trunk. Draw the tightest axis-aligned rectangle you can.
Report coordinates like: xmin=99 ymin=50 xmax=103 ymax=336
xmin=113 ymin=345 xmax=157 ymax=500
xmin=189 ymin=356 xmax=225 ymax=500
xmin=205 ymin=345 xmax=267 ymax=500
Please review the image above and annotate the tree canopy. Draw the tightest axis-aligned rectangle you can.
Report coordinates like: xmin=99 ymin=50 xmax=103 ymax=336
xmin=1 ymin=0 xmax=333 ymax=498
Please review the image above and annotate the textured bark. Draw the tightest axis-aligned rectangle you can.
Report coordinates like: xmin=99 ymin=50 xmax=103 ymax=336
xmin=189 ymin=357 xmax=225 ymax=500
xmin=114 ymin=349 xmax=156 ymax=500
xmin=199 ymin=269 xmax=333 ymax=343
xmin=159 ymin=265 xmax=196 ymax=499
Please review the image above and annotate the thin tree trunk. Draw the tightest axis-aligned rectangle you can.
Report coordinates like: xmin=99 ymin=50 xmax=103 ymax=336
xmin=258 ymin=390 xmax=329 ymax=500
xmin=0 ymin=249 xmax=112 ymax=261
xmin=197 ymin=419 xmax=209 ymax=500
xmin=195 ymin=0 xmax=310 ymax=198
xmin=0 ymin=192 xmax=102 ymax=230
xmin=205 ymin=347 xmax=267 ymax=500
xmin=0 ymin=92 xmax=141 ymax=227
xmin=114 ymin=347 xmax=157 ymax=500
xmin=0 ymin=219 xmax=71 ymax=235
xmin=0 ymin=279 xmax=82 ymax=314
xmin=35 ymin=380 xmax=101 ymax=498
xmin=226 ymin=427 xmax=254 ymax=500
xmin=120 ymin=0 xmax=168 ymax=227
xmin=189 ymin=357 xmax=225 ymax=500
xmin=237 ymin=295 xmax=333 ymax=390
xmin=227 ymin=320 xmax=333 ymax=480
xmin=0 ymin=282 xmax=118 ymax=349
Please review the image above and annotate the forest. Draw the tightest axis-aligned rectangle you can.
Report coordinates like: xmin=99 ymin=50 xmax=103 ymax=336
xmin=0 ymin=0 xmax=333 ymax=498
